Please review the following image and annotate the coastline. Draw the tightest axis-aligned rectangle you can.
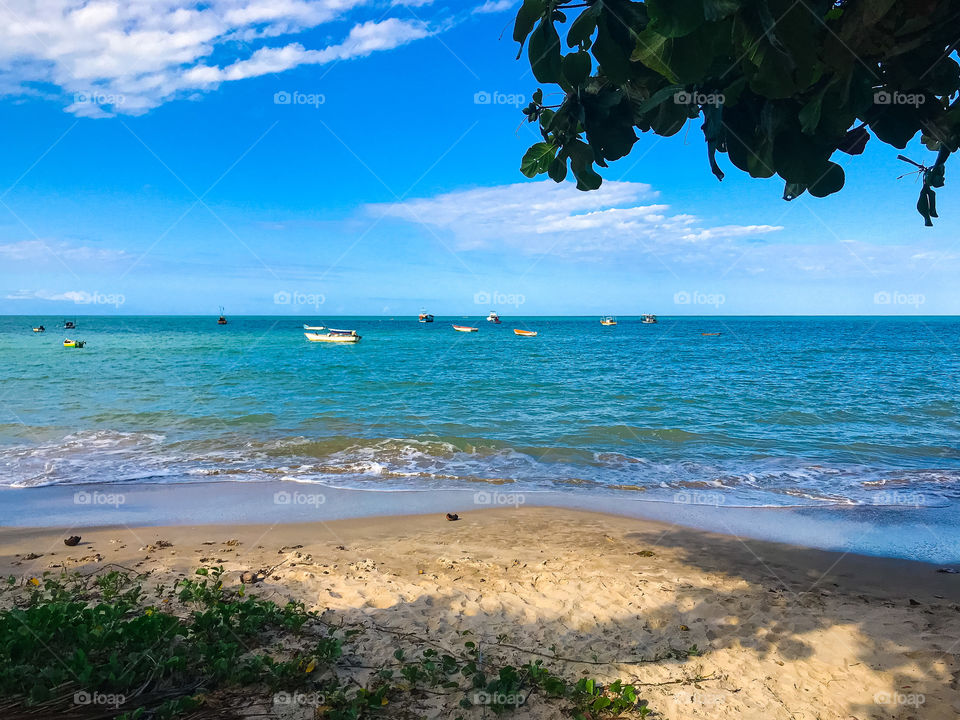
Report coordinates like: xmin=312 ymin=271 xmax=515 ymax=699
xmin=2 ymin=480 xmax=959 ymax=564
xmin=2 ymin=507 xmax=958 ymax=718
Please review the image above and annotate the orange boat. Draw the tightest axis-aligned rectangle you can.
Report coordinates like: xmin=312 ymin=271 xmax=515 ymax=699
xmin=514 ymin=329 xmax=537 ymax=337
xmin=702 ymin=332 xmax=721 ymax=336
xmin=452 ymin=325 xmax=478 ymax=332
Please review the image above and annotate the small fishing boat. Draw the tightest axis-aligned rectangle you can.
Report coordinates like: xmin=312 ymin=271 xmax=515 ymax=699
xmin=305 ymin=329 xmax=361 ymax=343
xmin=641 ymin=314 xmax=657 ymax=324
xmin=217 ymin=306 xmax=228 ymax=325
xmin=600 ymin=316 xmax=617 ymax=326
xmin=63 ymin=339 xmax=85 ymax=348
xmin=487 ymin=311 xmax=501 ymax=323
xmin=514 ymin=329 xmax=537 ymax=337
xmin=32 ymin=325 xmax=45 ymax=333
xmin=64 ymin=320 xmax=76 ymax=330
xmin=303 ymin=324 xmax=325 ymax=331
xmin=452 ymin=325 xmax=478 ymax=332
xmin=702 ymin=332 xmax=722 ymax=336
xmin=418 ymin=309 xmax=434 ymax=323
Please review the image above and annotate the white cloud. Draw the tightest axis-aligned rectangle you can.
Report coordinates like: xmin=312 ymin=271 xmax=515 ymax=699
xmin=6 ymin=289 xmax=93 ymax=302
xmin=368 ymin=180 xmax=784 ymax=257
xmin=0 ymin=239 xmax=129 ymax=263
xmin=0 ymin=1 xmax=433 ymax=115
xmin=473 ymin=0 xmax=514 ymax=13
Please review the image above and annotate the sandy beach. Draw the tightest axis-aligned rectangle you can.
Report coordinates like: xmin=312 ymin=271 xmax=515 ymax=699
xmin=2 ymin=506 xmax=958 ymax=718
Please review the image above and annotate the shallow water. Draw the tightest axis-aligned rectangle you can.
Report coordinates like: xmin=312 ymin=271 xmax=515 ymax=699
xmin=2 ymin=315 xmax=959 ymax=513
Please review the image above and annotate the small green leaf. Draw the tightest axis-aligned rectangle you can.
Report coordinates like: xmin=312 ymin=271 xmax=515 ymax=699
xmin=520 ymin=142 xmax=557 ymax=177
xmin=513 ymin=0 xmax=545 ymax=52
xmin=562 ymin=51 xmax=592 ymax=86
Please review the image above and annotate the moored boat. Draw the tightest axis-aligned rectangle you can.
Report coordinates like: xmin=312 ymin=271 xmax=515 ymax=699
xmin=64 ymin=320 xmax=76 ymax=330
xmin=514 ymin=329 xmax=537 ymax=337
xmin=641 ymin=314 xmax=657 ymax=324
xmin=305 ymin=330 xmax=361 ymax=343
xmin=217 ymin=306 xmax=228 ymax=325
xmin=303 ymin=324 xmax=325 ymax=331
xmin=63 ymin=339 xmax=86 ymax=348
xmin=32 ymin=325 xmax=45 ymax=333
xmin=600 ymin=316 xmax=617 ymax=326
xmin=487 ymin=311 xmax=501 ymax=323
xmin=452 ymin=325 xmax=478 ymax=332
xmin=418 ymin=309 xmax=434 ymax=323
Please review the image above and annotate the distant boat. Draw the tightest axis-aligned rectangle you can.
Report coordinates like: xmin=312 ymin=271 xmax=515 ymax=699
xmin=217 ymin=306 xmax=228 ymax=325
xmin=418 ymin=309 xmax=434 ymax=323
xmin=487 ymin=311 xmax=501 ymax=323
xmin=305 ymin=330 xmax=360 ymax=343
xmin=32 ymin=325 xmax=45 ymax=333
xmin=702 ymin=332 xmax=722 ymax=336
xmin=303 ymin=324 xmax=325 ymax=331
xmin=514 ymin=329 xmax=537 ymax=337
xmin=63 ymin=319 xmax=76 ymax=330
xmin=641 ymin=314 xmax=657 ymax=324
xmin=600 ymin=316 xmax=617 ymax=326
xmin=452 ymin=325 xmax=478 ymax=332
xmin=63 ymin=339 xmax=85 ymax=348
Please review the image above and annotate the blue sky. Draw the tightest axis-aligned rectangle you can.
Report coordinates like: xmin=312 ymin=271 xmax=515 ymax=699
xmin=0 ymin=0 xmax=957 ymax=317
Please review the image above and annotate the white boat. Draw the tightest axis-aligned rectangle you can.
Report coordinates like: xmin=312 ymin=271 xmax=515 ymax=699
xmin=305 ymin=330 xmax=360 ymax=344
xmin=641 ymin=314 xmax=658 ymax=324
xmin=600 ymin=316 xmax=617 ymax=326
xmin=487 ymin=311 xmax=500 ymax=323
xmin=303 ymin=324 xmax=325 ymax=331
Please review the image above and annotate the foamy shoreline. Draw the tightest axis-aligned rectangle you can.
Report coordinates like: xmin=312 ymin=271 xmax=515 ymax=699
xmin=1 ymin=480 xmax=959 ymax=563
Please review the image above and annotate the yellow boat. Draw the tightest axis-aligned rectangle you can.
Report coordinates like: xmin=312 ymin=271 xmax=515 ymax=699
xmin=452 ymin=325 xmax=478 ymax=332
xmin=305 ymin=330 xmax=360 ymax=343
xmin=514 ymin=329 xmax=537 ymax=337
xmin=600 ymin=316 xmax=617 ymax=326
xmin=63 ymin=339 xmax=85 ymax=348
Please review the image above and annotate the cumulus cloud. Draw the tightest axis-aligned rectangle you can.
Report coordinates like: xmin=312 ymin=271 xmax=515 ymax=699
xmin=473 ymin=0 xmax=514 ymax=12
xmin=368 ymin=180 xmax=784 ymax=257
xmin=0 ymin=1 xmax=433 ymax=115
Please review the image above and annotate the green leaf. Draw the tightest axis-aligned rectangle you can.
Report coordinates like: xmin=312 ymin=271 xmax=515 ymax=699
xmin=567 ymin=140 xmax=602 ymax=190
xmin=529 ymin=19 xmax=563 ymax=83
xmin=593 ymin=13 xmax=631 ymax=84
xmin=703 ymin=0 xmax=740 ymax=22
xmin=808 ymin=161 xmax=845 ymax=197
xmin=520 ymin=142 xmax=557 ymax=177
xmin=562 ymin=51 xmax=592 ymax=86
xmin=635 ymin=84 xmax=684 ymax=115
xmin=547 ymin=153 xmax=566 ymax=183
xmin=646 ymin=0 xmax=704 ymax=37
xmin=567 ymin=5 xmax=599 ymax=48
xmin=513 ymin=0 xmax=545 ymax=53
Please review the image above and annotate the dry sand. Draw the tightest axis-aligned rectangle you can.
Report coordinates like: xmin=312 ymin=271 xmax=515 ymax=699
xmin=1 ymin=506 xmax=958 ymax=719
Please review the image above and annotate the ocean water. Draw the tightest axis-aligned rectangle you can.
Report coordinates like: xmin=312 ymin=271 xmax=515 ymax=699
xmin=1 ymin=316 xmax=959 ymax=511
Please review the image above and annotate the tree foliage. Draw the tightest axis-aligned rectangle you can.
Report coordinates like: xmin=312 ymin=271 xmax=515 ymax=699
xmin=514 ymin=0 xmax=960 ymax=224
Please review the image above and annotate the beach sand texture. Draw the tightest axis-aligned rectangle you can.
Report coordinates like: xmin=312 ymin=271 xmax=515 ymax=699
xmin=2 ymin=507 xmax=958 ymax=719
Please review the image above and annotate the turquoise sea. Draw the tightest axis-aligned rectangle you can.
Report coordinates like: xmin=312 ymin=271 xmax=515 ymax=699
xmin=1 ymin=315 xmax=959 ymax=511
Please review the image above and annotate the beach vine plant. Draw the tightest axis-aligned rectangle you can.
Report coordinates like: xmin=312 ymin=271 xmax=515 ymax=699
xmin=0 ymin=566 xmax=708 ymax=718
xmin=513 ymin=0 xmax=960 ymax=224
